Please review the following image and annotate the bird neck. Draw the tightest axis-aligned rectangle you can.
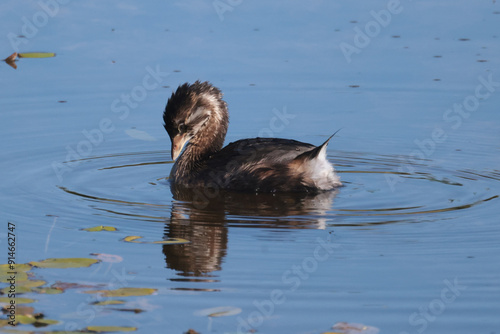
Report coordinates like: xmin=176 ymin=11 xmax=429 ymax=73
xmin=176 ymin=106 xmax=228 ymax=173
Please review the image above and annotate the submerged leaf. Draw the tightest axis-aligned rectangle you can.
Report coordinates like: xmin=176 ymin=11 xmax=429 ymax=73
xmin=82 ymin=225 xmax=117 ymax=232
xmin=86 ymin=326 xmax=137 ymax=332
xmin=84 ymin=287 xmax=157 ymax=297
xmin=30 ymin=258 xmax=100 ymax=269
xmin=18 ymin=52 xmax=56 ymax=58
xmin=122 ymin=235 xmax=190 ymax=245
xmin=195 ymin=306 xmax=242 ymax=318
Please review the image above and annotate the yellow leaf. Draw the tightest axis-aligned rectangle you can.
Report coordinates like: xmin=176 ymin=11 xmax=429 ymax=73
xmin=1 ymin=286 xmax=31 ymax=294
xmin=123 ymin=235 xmax=142 ymax=242
xmin=82 ymin=225 xmax=117 ymax=232
xmin=0 ymin=271 xmax=28 ymax=283
xmin=152 ymin=238 xmax=190 ymax=244
xmin=17 ymin=279 xmax=46 ymax=288
xmin=0 ymin=263 xmax=32 ymax=272
xmin=18 ymin=52 xmax=56 ymax=58
xmin=0 ymin=297 xmax=36 ymax=304
xmin=30 ymin=258 xmax=99 ymax=269
xmin=16 ymin=314 xmax=36 ymax=325
xmin=122 ymin=236 xmax=190 ymax=244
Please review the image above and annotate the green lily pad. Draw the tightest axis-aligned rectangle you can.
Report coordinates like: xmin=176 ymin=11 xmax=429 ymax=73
xmin=29 ymin=258 xmax=100 ymax=269
xmin=84 ymin=287 xmax=156 ymax=297
xmin=17 ymin=279 xmax=47 ymax=288
xmin=1 ymin=285 xmax=31 ymax=294
xmin=82 ymin=225 xmax=117 ymax=232
xmin=86 ymin=326 xmax=137 ymax=332
xmin=0 ymin=270 xmax=28 ymax=283
xmin=0 ymin=263 xmax=32 ymax=283
xmin=0 ymin=263 xmax=32 ymax=272
xmin=122 ymin=236 xmax=190 ymax=245
xmin=18 ymin=52 xmax=56 ymax=58
xmin=0 ymin=297 xmax=36 ymax=304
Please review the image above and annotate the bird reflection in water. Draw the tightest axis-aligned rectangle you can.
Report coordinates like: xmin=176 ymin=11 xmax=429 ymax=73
xmin=162 ymin=187 xmax=338 ymax=279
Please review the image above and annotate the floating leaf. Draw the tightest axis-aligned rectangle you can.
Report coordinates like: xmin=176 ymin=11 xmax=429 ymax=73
xmin=82 ymin=225 xmax=117 ymax=232
xmin=17 ymin=279 xmax=46 ymax=288
xmin=18 ymin=52 xmax=56 ymax=58
xmin=16 ymin=314 xmax=36 ymax=325
xmin=30 ymin=258 xmax=100 ymax=269
xmin=123 ymin=235 xmax=142 ymax=242
xmin=84 ymin=287 xmax=156 ymax=297
xmin=92 ymin=300 xmax=126 ymax=306
xmin=0 ymin=270 xmax=28 ymax=283
xmin=195 ymin=306 xmax=242 ymax=318
xmin=0 ymin=297 xmax=35 ymax=304
xmin=0 ymin=263 xmax=32 ymax=272
xmin=17 ymin=314 xmax=58 ymax=326
xmin=1 ymin=285 xmax=31 ymax=294
xmin=122 ymin=236 xmax=190 ymax=245
xmin=0 ymin=263 xmax=31 ymax=283
xmin=3 ymin=305 xmax=35 ymax=316
xmin=86 ymin=326 xmax=137 ymax=332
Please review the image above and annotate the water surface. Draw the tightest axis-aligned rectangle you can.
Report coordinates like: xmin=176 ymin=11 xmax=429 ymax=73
xmin=1 ymin=1 xmax=499 ymax=333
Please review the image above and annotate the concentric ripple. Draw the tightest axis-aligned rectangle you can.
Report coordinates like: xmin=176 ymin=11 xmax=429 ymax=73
xmin=56 ymin=150 xmax=500 ymax=229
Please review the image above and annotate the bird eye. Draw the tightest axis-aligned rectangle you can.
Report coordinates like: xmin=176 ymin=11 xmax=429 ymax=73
xmin=178 ymin=123 xmax=187 ymax=133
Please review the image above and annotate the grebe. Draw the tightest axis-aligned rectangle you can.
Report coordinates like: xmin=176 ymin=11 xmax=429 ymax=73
xmin=163 ymin=81 xmax=341 ymax=193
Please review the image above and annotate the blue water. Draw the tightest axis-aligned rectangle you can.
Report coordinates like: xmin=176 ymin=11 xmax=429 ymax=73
xmin=1 ymin=1 xmax=500 ymax=333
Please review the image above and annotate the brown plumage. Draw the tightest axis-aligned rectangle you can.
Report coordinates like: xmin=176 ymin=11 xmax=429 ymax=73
xmin=163 ymin=81 xmax=341 ymax=193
